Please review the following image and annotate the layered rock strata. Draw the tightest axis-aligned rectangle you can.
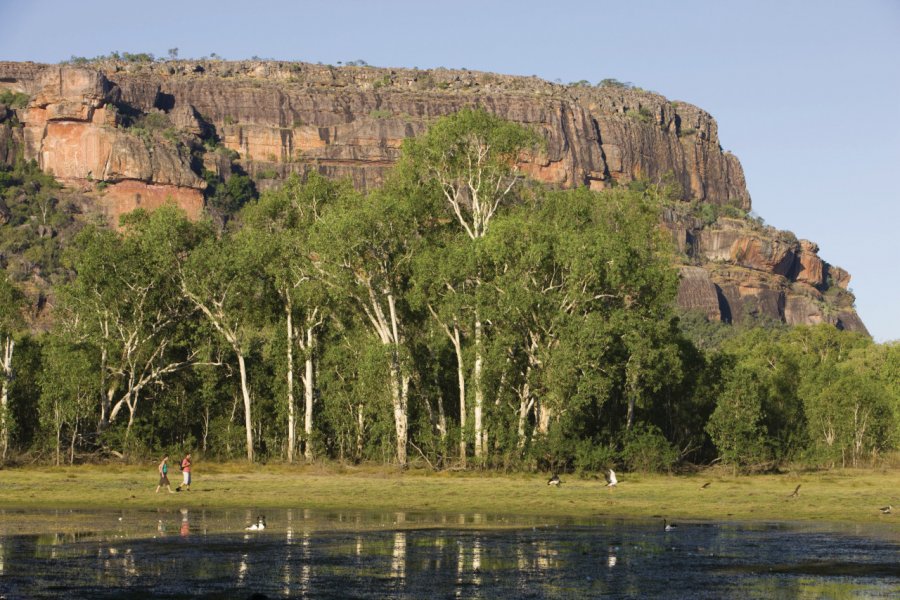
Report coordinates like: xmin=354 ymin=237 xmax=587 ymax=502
xmin=0 ymin=60 xmax=865 ymax=332
xmin=666 ymin=214 xmax=866 ymax=333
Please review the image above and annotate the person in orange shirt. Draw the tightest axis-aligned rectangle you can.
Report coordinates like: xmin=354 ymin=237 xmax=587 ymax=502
xmin=177 ymin=453 xmax=192 ymax=491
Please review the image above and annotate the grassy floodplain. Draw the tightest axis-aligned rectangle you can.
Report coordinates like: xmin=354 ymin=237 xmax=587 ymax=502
xmin=0 ymin=463 xmax=897 ymax=534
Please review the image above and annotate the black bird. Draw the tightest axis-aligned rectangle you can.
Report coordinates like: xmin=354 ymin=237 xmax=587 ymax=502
xmin=548 ymin=474 xmax=561 ymax=487
xmin=788 ymin=484 xmax=801 ymax=498
xmin=664 ymin=519 xmax=677 ymax=532
xmin=700 ymin=482 xmax=711 ymax=489
xmin=879 ymin=505 xmax=892 ymax=514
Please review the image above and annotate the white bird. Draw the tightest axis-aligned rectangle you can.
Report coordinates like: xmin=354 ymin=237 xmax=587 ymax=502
xmin=664 ymin=519 xmax=677 ymax=532
xmin=245 ymin=515 xmax=266 ymax=531
xmin=605 ymin=469 xmax=618 ymax=487
xmin=548 ymin=474 xmax=561 ymax=487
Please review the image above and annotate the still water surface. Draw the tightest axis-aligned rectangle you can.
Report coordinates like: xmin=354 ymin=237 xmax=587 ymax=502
xmin=0 ymin=508 xmax=897 ymax=598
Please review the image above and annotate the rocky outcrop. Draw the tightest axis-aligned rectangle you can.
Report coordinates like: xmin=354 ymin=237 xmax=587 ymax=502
xmin=0 ymin=60 xmax=864 ymax=332
xmin=0 ymin=60 xmax=748 ymax=207
xmin=664 ymin=212 xmax=867 ymax=334
xmin=1 ymin=60 xmax=751 ymax=209
xmin=3 ymin=65 xmax=204 ymax=223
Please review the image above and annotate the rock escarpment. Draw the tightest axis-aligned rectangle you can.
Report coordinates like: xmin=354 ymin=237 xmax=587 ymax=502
xmin=667 ymin=213 xmax=865 ymax=333
xmin=0 ymin=60 xmax=865 ymax=333
xmin=5 ymin=65 xmax=204 ymax=222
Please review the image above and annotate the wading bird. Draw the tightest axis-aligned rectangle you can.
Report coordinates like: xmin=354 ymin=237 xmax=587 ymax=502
xmin=605 ymin=469 xmax=618 ymax=488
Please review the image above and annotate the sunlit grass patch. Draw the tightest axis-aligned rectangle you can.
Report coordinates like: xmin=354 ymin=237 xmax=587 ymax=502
xmin=0 ymin=464 xmax=896 ymax=532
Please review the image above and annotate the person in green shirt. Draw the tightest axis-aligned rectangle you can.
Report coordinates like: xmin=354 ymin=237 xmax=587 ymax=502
xmin=155 ymin=455 xmax=174 ymax=493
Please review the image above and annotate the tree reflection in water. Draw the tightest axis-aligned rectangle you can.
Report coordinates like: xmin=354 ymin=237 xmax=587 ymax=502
xmin=0 ymin=510 xmax=897 ymax=599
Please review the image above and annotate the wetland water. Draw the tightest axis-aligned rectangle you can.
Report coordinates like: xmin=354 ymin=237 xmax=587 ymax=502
xmin=0 ymin=509 xmax=897 ymax=599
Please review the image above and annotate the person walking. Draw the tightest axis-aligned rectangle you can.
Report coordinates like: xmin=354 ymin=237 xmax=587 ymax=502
xmin=177 ymin=453 xmax=192 ymax=492
xmin=155 ymin=455 xmax=174 ymax=493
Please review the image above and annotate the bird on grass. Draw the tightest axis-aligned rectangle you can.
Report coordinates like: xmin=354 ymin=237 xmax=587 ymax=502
xmin=788 ymin=484 xmax=801 ymax=498
xmin=700 ymin=482 xmax=711 ymax=490
xmin=879 ymin=505 xmax=892 ymax=515
xmin=664 ymin=519 xmax=677 ymax=532
xmin=245 ymin=515 xmax=266 ymax=531
xmin=547 ymin=474 xmax=561 ymax=487
xmin=605 ymin=469 xmax=618 ymax=488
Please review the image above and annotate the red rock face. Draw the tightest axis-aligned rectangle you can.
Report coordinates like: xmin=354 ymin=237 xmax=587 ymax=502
xmin=9 ymin=64 xmax=204 ymax=225
xmin=676 ymin=266 xmax=722 ymax=321
xmin=103 ymin=180 xmax=204 ymax=224
xmin=0 ymin=60 xmax=866 ymax=334
xmin=796 ymin=240 xmax=825 ymax=288
xmin=668 ymin=211 xmax=867 ymax=334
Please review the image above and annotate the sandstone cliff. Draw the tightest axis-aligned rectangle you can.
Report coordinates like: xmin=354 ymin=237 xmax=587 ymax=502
xmin=0 ymin=59 xmax=866 ymax=333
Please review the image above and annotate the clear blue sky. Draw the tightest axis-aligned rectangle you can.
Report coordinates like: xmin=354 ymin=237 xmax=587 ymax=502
xmin=2 ymin=0 xmax=898 ymax=341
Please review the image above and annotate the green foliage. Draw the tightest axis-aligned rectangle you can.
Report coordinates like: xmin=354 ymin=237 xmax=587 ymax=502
xmin=0 ymin=159 xmax=76 ymax=286
xmin=205 ymin=172 xmax=257 ymax=217
xmin=626 ymin=106 xmax=655 ymax=124
xmin=620 ymin=424 xmax=678 ymax=473
xmin=65 ymin=51 xmax=155 ymax=65
xmin=0 ymin=91 xmax=29 ymax=109
xmin=597 ymin=78 xmax=632 ymax=89
xmin=690 ymin=201 xmax=746 ymax=225
xmin=706 ymin=365 xmax=772 ymax=470
xmin=38 ymin=335 xmax=99 ymax=463
xmin=0 ymin=109 xmax=896 ymax=474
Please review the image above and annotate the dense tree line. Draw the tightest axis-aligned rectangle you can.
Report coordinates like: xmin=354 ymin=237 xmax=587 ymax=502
xmin=0 ymin=110 xmax=897 ymax=472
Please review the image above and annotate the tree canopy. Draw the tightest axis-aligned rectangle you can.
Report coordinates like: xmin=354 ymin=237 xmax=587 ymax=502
xmin=0 ymin=109 xmax=896 ymax=473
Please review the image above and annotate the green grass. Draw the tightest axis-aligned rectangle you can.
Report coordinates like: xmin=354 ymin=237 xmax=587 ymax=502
xmin=0 ymin=464 xmax=897 ymax=531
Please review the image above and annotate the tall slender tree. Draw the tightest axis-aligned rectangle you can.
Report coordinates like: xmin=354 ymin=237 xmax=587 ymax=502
xmin=242 ymin=172 xmax=348 ymax=462
xmin=401 ymin=108 xmax=539 ymax=463
xmin=0 ymin=275 xmax=26 ymax=460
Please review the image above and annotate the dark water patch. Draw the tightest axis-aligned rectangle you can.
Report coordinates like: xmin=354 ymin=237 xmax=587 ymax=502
xmin=0 ymin=510 xmax=897 ymax=599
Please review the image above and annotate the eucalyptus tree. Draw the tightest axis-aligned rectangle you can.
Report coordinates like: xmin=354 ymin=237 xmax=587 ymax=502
xmin=313 ymin=185 xmax=427 ymax=467
xmin=410 ymin=232 xmax=477 ymax=464
xmin=180 ymin=224 xmax=276 ymax=462
xmin=782 ymin=325 xmax=888 ymax=466
xmin=494 ymin=187 xmax=678 ymax=457
xmin=241 ymin=172 xmax=348 ymax=462
xmin=0 ymin=275 xmax=26 ymax=460
xmin=58 ymin=208 xmax=206 ymax=442
xmin=38 ymin=335 xmax=99 ymax=464
xmin=401 ymin=108 xmax=540 ymax=462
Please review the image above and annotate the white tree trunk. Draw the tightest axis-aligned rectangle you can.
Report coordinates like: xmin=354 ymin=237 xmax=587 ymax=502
xmin=473 ymin=314 xmax=484 ymax=460
xmin=286 ymin=301 xmax=295 ymax=463
xmin=356 ymin=403 xmax=364 ymax=460
xmin=99 ymin=344 xmax=110 ymax=431
xmin=303 ymin=340 xmax=314 ymax=461
xmin=536 ymin=402 xmax=552 ymax=436
xmin=452 ymin=324 xmax=467 ymax=467
xmin=1 ymin=336 xmax=14 ymax=460
xmin=237 ymin=353 xmax=254 ymax=462
xmin=516 ymin=373 xmax=534 ymax=450
xmin=390 ymin=362 xmax=409 ymax=467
